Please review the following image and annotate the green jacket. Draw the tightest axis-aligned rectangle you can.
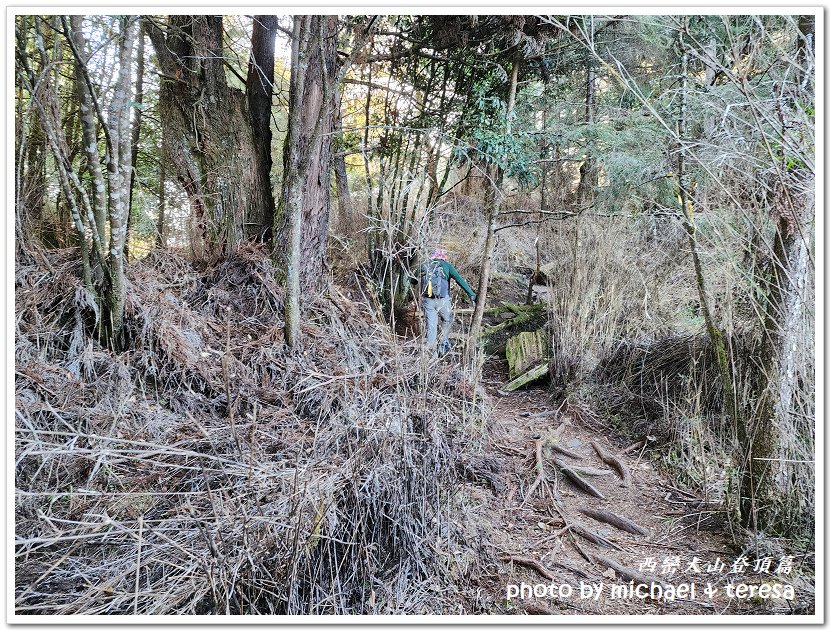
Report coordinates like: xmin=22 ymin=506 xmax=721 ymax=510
xmin=420 ymin=259 xmax=476 ymax=302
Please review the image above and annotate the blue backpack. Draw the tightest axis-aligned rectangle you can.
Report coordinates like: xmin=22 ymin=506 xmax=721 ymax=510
xmin=421 ymin=260 xmax=448 ymax=298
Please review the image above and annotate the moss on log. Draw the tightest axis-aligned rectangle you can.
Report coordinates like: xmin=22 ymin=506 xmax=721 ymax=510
xmin=504 ymin=363 xmax=549 ymax=392
xmin=505 ymin=329 xmax=548 ymax=380
xmin=482 ymin=302 xmax=544 ymax=337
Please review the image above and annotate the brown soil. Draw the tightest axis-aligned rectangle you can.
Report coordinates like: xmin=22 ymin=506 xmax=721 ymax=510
xmin=455 ymin=361 xmax=809 ymax=616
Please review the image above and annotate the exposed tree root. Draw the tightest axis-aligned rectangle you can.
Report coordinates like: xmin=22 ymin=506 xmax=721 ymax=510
xmin=553 ymin=457 xmax=605 ymax=499
xmin=590 ymin=441 xmax=632 ymax=487
xmin=593 ymin=554 xmax=666 ymax=589
xmin=581 ymin=507 xmax=651 ymax=536
xmin=569 ymin=524 xmax=623 ymax=550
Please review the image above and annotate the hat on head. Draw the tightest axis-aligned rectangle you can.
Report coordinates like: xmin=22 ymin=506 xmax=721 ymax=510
xmin=431 ymin=248 xmax=447 ymax=260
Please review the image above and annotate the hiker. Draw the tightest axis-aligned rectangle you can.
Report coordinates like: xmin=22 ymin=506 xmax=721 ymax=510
xmin=418 ymin=248 xmax=476 ymax=357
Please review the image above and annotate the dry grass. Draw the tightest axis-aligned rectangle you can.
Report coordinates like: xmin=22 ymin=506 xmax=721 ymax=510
xmin=537 ymin=211 xmax=815 ymax=541
xmin=14 ymin=245 xmax=488 ymax=615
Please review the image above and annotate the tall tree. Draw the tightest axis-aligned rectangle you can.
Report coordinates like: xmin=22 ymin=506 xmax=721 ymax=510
xmin=125 ymin=23 xmax=145 ymax=260
xmin=741 ymin=14 xmax=815 ymax=532
xmin=146 ymin=15 xmax=277 ymax=256
xmin=574 ymin=17 xmax=598 ymax=208
xmin=469 ymin=50 xmax=520 ymax=344
xmin=280 ymin=16 xmax=375 ymax=348
xmin=18 ymin=15 xmax=138 ymax=346
xmin=246 ymin=15 xmax=279 ymax=242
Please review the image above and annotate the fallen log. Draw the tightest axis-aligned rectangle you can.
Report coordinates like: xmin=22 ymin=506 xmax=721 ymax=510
xmin=483 ymin=302 xmax=545 ymax=337
xmin=590 ymin=441 xmax=631 ymax=487
xmin=580 ymin=507 xmax=651 ymax=536
xmin=504 ymin=363 xmax=549 ymax=392
xmin=553 ymin=457 xmax=605 ymax=499
xmin=505 ymin=329 xmax=548 ymax=380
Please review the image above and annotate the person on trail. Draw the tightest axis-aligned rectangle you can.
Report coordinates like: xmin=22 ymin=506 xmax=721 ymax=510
xmin=418 ymin=248 xmax=476 ymax=357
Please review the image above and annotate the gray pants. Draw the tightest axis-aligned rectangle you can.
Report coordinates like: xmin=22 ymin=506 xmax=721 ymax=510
xmin=422 ymin=296 xmax=452 ymax=356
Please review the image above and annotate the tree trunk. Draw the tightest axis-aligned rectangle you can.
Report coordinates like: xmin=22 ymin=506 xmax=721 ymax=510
xmin=277 ymin=15 xmax=338 ymax=299
xmin=279 ymin=16 xmax=377 ymax=348
xmin=469 ymin=51 xmax=520 ymax=346
xmin=156 ymin=139 xmax=167 ymax=248
xmin=103 ymin=16 xmax=138 ymax=347
xmin=246 ymin=15 xmax=278 ymax=242
xmin=676 ymin=18 xmax=739 ymax=436
xmin=69 ymin=15 xmax=108 ymax=246
xmin=575 ymin=33 xmax=598 ymax=208
xmin=125 ymin=24 xmax=145 ymax=261
xmin=333 ymin=145 xmax=354 ymax=236
xmin=18 ymin=84 xmax=47 ymax=245
xmin=332 ymin=90 xmax=355 ymax=237
xmin=21 ymin=18 xmax=97 ymax=288
xmin=740 ymin=14 xmax=815 ymax=533
xmin=146 ymin=15 xmax=275 ymax=257
xmin=281 ymin=16 xmax=314 ymax=349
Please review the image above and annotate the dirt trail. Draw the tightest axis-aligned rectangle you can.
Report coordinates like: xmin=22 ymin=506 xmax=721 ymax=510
xmin=460 ymin=363 xmax=798 ymax=616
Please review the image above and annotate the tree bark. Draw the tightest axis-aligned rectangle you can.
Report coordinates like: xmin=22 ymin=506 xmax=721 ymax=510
xmin=740 ymin=14 xmax=815 ymax=533
xmin=69 ymin=15 xmax=108 ymax=246
xmin=146 ymin=15 xmax=274 ymax=257
xmin=246 ymin=15 xmax=278 ymax=242
xmin=103 ymin=16 xmax=138 ymax=347
xmin=156 ymin=138 xmax=167 ymax=248
xmin=18 ymin=80 xmax=47 ymax=247
xmin=125 ymin=24 xmax=145 ymax=261
xmin=277 ymin=15 xmax=339 ymax=307
xmin=575 ymin=23 xmax=598 ymax=209
xmin=281 ymin=16 xmax=314 ymax=349
xmin=333 ymin=139 xmax=354 ymax=236
xmin=279 ymin=16 xmax=375 ymax=347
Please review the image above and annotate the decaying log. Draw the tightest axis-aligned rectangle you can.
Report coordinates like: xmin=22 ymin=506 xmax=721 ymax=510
xmin=505 ymin=329 xmax=548 ymax=380
xmin=590 ymin=441 xmax=631 ymax=487
xmin=553 ymin=457 xmax=605 ymax=499
xmin=581 ymin=507 xmax=651 ymax=536
xmin=504 ymin=363 xmax=549 ymax=392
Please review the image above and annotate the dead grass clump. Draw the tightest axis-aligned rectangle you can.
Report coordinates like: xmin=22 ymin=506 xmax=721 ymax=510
xmin=15 ymin=246 xmax=482 ymax=615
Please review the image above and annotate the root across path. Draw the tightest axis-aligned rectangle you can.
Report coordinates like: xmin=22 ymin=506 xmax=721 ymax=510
xmin=459 ymin=363 xmax=810 ymax=616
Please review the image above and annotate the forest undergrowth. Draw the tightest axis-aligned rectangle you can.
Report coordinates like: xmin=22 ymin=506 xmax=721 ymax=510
xmin=14 ymin=244 xmax=490 ymax=614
